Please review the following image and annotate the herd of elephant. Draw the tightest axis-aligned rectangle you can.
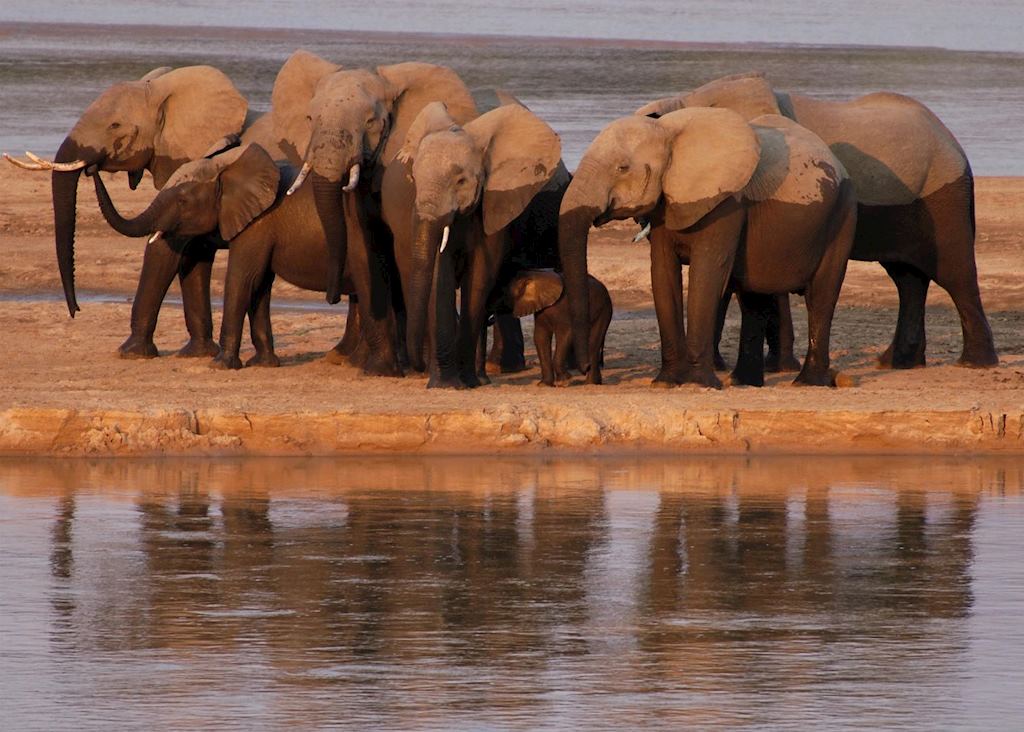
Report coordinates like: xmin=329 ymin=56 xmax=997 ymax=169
xmin=5 ymin=51 xmax=998 ymax=389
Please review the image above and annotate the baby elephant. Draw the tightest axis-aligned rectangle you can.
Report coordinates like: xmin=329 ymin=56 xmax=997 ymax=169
xmin=509 ymin=270 xmax=612 ymax=386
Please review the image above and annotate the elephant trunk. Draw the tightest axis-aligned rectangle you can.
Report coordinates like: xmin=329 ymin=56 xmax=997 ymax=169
xmin=52 ymin=136 xmax=85 ymax=316
xmin=405 ymin=215 xmax=447 ymax=373
xmin=92 ymin=171 xmax=165 ymax=238
xmin=312 ymin=172 xmax=347 ymax=304
xmin=558 ymin=171 xmax=606 ymax=375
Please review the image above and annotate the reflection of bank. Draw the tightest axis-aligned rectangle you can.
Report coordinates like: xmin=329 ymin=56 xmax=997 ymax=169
xmin=30 ymin=455 xmax=996 ymax=726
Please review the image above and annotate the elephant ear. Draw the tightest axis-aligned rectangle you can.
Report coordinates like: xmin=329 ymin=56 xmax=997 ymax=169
xmin=147 ymin=66 xmax=248 ymax=189
xmin=465 ymin=105 xmax=562 ymax=236
xmin=635 ymin=95 xmax=685 ymax=119
xmin=271 ymin=50 xmax=342 ymax=165
xmin=138 ymin=66 xmax=172 ymax=82
xmin=396 ymin=102 xmax=458 ymax=163
xmin=658 ymin=108 xmax=761 ymax=231
xmin=511 ymin=270 xmax=563 ymax=317
xmin=377 ymin=62 xmax=479 ymax=167
xmin=683 ymin=72 xmax=782 ymax=121
xmin=217 ymin=144 xmax=281 ymax=241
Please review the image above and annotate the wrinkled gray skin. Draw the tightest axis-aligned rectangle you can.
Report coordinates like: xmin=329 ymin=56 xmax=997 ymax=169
xmin=559 ymin=109 xmax=857 ymax=388
xmin=35 ymin=66 xmax=254 ymax=358
xmin=637 ymin=73 xmax=997 ymax=370
xmin=272 ymin=51 xmax=481 ymax=377
xmin=508 ymin=270 xmax=612 ymax=386
xmin=380 ymin=100 xmax=563 ymax=389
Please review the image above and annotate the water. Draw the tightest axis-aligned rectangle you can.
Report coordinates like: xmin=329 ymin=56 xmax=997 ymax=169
xmin=3 ymin=456 xmax=1024 ymax=729
xmin=1 ymin=18 xmax=1023 ymax=175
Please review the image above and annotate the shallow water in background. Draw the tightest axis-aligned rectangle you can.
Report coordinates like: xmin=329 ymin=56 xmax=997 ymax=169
xmin=0 ymin=22 xmax=1022 ymax=174
xmin=3 ymin=456 xmax=1024 ymax=730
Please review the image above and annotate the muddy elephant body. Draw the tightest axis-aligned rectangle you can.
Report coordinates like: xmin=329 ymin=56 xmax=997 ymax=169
xmin=637 ymin=74 xmax=996 ymax=369
xmin=560 ymin=110 xmax=857 ymax=388
xmin=509 ymin=271 xmax=612 ymax=386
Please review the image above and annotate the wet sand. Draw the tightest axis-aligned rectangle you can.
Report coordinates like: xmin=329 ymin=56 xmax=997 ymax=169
xmin=2 ymin=167 xmax=1024 ymax=455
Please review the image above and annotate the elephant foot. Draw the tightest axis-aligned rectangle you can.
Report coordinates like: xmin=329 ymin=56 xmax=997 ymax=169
xmin=499 ymin=361 xmax=528 ymax=374
xmin=322 ymin=347 xmax=351 ymax=366
xmin=246 ymin=351 xmax=281 ymax=368
xmin=957 ymin=346 xmax=998 ymax=368
xmin=475 ymin=372 xmax=492 ymax=386
xmin=792 ymin=367 xmax=839 ymax=387
xmin=765 ymin=351 xmax=801 ymax=373
xmin=361 ymin=354 xmax=404 ymax=378
xmin=878 ymin=344 xmax=926 ymax=370
xmin=681 ymin=368 xmax=723 ymax=390
xmin=713 ymin=350 xmax=727 ymax=371
xmin=652 ymin=367 xmax=686 ymax=388
xmin=175 ymin=338 xmax=220 ymax=359
xmin=428 ymin=373 xmax=469 ymax=390
xmin=210 ymin=353 xmax=243 ymax=371
xmin=536 ymin=378 xmax=555 ymax=387
xmin=584 ymin=370 xmax=603 ymax=386
xmin=118 ymin=335 xmax=159 ymax=360
xmin=458 ymin=370 xmax=483 ymax=389
xmin=729 ymin=366 xmax=764 ymax=387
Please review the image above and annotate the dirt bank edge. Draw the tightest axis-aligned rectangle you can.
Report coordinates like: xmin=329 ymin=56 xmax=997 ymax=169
xmin=1 ymin=406 xmax=1021 ymax=456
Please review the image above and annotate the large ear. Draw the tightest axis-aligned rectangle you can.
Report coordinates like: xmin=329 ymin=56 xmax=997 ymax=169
xmin=511 ymin=271 xmax=563 ymax=317
xmin=683 ymin=72 xmax=781 ymax=121
xmin=464 ymin=105 xmax=562 ymax=236
xmin=658 ymin=108 xmax=761 ymax=231
xmin=148 ymin=66 xmax=248 ymax=188
xmin=270 ymin=50 xmax=342 ymax=165
xmin=217 ymin=144 xmax=281 ymax=241
xmin=377 ymin=63 xmax=479 ymax=166
xmin=395 ymin=102 xmax=458 ymax=163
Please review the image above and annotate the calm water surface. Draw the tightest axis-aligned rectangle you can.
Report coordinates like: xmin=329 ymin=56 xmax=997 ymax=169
xmin=2 ymin=456 xmax=1024 ymax=730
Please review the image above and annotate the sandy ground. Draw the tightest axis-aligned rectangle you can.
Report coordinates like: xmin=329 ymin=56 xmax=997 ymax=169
xmin=1 ymin=167 xmax=1023 ymax=454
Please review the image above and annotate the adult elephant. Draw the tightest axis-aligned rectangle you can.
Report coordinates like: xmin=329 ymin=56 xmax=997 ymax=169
xmin=270 ymin=50 xmax=479 ymax=376
xmin=5 ymin=65 xmax=251 ymax=358
xmin=558 ymin=109 xmax=856 ymax=388
xmin=636 ymin=73 xmax=996 ymax=369
xmin=381 ymin=100 xmax=563 ymax=388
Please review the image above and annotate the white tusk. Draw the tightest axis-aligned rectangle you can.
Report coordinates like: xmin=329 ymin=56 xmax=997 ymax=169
xmin=439 ymin=225 xmax=450 ymax=254
xmin=286 ymin=162 xmax=312 ymax=196
xmin=25 ymin=151 xmax=88 ymax=171
xmin=4 ymin=153 xmax=48 ymax=170
xmin=632 ymin=221 xmax=652 ymax=243
xmin=148 ymin=231 xmax=163 ymax=244
xmin=341 ymin=163 xmax=360 ymax=192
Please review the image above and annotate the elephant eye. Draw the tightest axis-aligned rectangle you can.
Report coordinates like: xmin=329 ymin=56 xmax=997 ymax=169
xmin=109 ymin=122 xmax=121 ymax=130
xmin=456 ymin=176 xmax=467 ymax=187
xmin=617 ymin=163 xmax=630 ymax=173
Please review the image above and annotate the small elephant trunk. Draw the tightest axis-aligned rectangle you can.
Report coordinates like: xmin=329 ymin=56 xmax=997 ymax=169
xmin=558 ymin=177 xmax=606 ymax=375
xmin=405 ymin=216 xmax=446 ymax=373
xmin=92 ymin=172 xmax=164 ymax=238
xmin=312 ymin=172 xmax=347 ymax=304
xmin=52 ymin=136 xmax=84 ymax=316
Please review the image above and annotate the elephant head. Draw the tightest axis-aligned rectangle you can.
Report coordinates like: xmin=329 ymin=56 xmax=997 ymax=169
xmin=558 ymin=108 xmax=761 ymax=372
xmin=398 ymin=101 xmax=561 ymax=372
xmin=270 ymin=50 xmax=478 ymax=303
xmin=91 ymin=144 xmax=280 ymax=245
xmin=4 ymin=65 xmax=247 ymax=317
xmin=509 ymin=270 xmax=564 ymax=318
xmin=635 ymin=72 xmax=783 ymax=122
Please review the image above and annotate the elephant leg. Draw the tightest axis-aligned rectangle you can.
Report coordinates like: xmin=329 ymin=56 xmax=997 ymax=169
xmin=649 ymin=227 xmax=687 ymax=387
xmin=246 ymin=271 xmax=280 ymax=368
xmin=475 ymin=323 xmax=491 ymax=385
xmin=325 ymin=296 xmax=361 ymax=364
xmin=118 ymin=236 xmax=183 ymax=359
xmin=713 ymin=286 xmax=733 ymax=371
xmin=488 ymin=314 xmax=527 ymax=373
xmin=455 ymin=235 xmax=507 ymax=388
xmin=212 ymin=241 xmax=270 ymax=371
xmin=344 ymin=195 xmax=402 ymax=377
xmin=553 ymin=324 xmax=573 ymax=385
xmin=427 ymin=242 xmax=463 ymax=389
xmin=878 ymin=262 xmax=929 ymax=369
xmin=731 ymin=291 xmax=773 ymax=387
xmin=795 ymin=190 xmax=855 ymax=387
xmin=943 ymin=273 xmax=998 ymax=368
xmin=682 ymin=201 xmax=745 ymax=389
xmin=175 ymin=238 xmax=219 ymax=358
xmin=535 ymin=320 xmax=555 ymax=386
xmin=586 ymin=307 xmax=612 ymax=386
xmin=765 ymin=293 xmax=801 ymax=372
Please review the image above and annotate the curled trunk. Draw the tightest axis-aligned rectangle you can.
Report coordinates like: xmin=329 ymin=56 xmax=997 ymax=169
xmin=558 ymin=175 xmax=606 ymax=374
xmin=405 ymin=216 xmax=445 ymax=373
xmin=312 ymin=172 xmax=347 ymax=304
xmin=92 ymin=172 xmax=164 ymax=238
xmin=52 ymin=137 xmax=85 ymax=316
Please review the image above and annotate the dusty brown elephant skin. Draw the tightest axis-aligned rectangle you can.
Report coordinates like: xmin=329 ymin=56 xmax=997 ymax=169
xmin=380 ymin=100 xmax=563 ymax=389
xmin=91 ymin=144 xmax=371 ymax=371
xmin=637 ymin=73 xmax=997 ymax=370
xmin=509 ymin=271 xmax=613 ymax=386
xmin=559 ymin=109 xmax=857 ymax=389
xmin=271 ymin=51 xmax=482 ymax=378
xmin=3 ymin=66 xmax=252 ymax=359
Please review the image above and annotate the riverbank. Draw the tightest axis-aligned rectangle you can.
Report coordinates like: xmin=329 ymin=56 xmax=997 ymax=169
xmin=2 ymin=168 xmax=1023 ymax=455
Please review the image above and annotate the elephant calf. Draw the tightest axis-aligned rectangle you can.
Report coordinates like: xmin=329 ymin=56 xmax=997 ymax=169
xmin=508 ymin=270 xmax=612 ymax=386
